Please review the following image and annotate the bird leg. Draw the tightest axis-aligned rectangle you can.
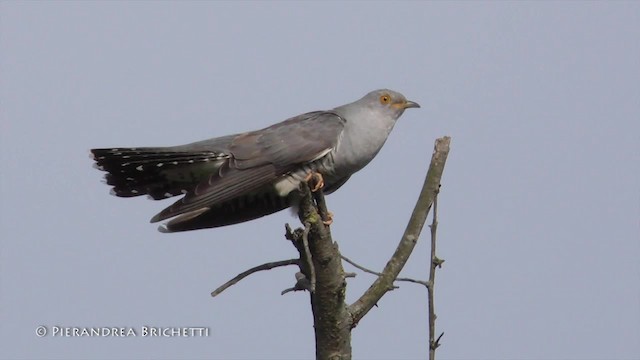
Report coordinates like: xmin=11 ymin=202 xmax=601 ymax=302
xmin=321 ymin=212 xmax=334 ymax=226
xmin=304 ymin=172 xmax=324 ymax=192
xmin=304 ymin=172 xmax=333 ymax=225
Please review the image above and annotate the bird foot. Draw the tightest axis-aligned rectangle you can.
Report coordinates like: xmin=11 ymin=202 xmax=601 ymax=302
xmin=304 ymin=172 xmax=324 ymax=192
xmin=322 ymin=211 xmax=334 ymax=226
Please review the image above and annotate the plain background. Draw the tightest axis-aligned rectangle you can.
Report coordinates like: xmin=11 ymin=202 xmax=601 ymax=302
xmin=1 ymin=2 xmax=638 ymax=359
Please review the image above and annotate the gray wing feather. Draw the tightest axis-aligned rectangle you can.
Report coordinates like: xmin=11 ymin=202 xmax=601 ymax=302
xmin=231 ymin=111 xmax=344 ymax=168
xmin=151 ymin=111 xmax=345 ymax=223
xmin=150 ymin=164 xmax=277 ymax=222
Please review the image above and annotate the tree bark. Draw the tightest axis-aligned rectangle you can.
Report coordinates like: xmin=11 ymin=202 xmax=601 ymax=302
xmin=294 ymin=186 xmax=352 ymax=359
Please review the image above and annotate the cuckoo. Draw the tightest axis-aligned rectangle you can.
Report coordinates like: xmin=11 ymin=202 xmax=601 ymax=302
xmin=91 ymin=89 xmax=420 ymax=232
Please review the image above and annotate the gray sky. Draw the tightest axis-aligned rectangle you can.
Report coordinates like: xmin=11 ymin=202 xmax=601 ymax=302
xmin=1 ymin=2 xmax=638 ymax=359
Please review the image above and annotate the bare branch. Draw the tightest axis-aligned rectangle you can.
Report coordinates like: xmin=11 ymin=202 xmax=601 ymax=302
xmin=428 ymin=193 xmax=444 ymax=359
xmin=302 ymin=222 xmax=316 ymax=293
xmin=341 ymin=255 xmax=380 ymax=276
xmin=432 ymin=332 xmax=444 ymax=351
xmin=284 ymin=223 xmax=295 ymax=241
xmin=281 ymin=287 xmax=296 ymax=295
xmin=281 ymin=272 xmax=312 ymax=295
xmin=211 ymin=259 xmax=299 ymax=297
xmin=349 ymin=136 xmax=451 ymax=326
xmin=341 ymin=255 xmax=429 ymax=287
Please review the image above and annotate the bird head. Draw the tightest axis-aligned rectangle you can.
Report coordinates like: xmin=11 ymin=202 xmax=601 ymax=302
xmin=360 ymin=89 xmax=420 ymax=119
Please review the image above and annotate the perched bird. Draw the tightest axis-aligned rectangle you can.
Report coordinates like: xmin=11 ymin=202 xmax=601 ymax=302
xmin=91 ymin=89 xmax=419 ymax=232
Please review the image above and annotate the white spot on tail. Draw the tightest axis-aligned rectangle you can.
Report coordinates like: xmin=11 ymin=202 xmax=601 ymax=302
xmin=156 ymin=163 xmax=164 ymax=167
xmin=172 ymin=161 xmax=178 ymax=165
xmin=121 ymin=162 xmax=130 ymax=166
xmin=136 ymin=165 xmax=144 ymax=171
xmin=164 ymin=192 xmax=172 ymax=198
xmin=131 ymin=189 xmax=139 ymax=194
xmin=122 ymin=155 xmax=131 ymax=159
xmin=188 ymin=160 xmax=194 ymax=163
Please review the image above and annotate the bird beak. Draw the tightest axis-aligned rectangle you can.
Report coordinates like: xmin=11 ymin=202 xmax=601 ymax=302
xmin=403 ymin=100 xmax=420 ymax=109
xmin=391 ymin=99 xmax=421 ymax=110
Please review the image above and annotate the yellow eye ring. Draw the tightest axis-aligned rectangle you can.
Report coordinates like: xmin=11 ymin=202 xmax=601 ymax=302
xmin=379 ymin=95 xmax=391 ymax=104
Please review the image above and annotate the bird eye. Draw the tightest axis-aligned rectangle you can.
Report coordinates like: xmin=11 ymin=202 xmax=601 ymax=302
xmin=380 ymin=95 xmax=391 ymax=104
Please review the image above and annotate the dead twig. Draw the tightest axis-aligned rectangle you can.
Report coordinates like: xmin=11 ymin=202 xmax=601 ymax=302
xmin=211 ymin=259 xmax=299 ymax=297
xmin=301 ymin=222 xmax=316 ymax=293
xmin=281 ymin=272 xmax=312 ymax=295
xmin=428 ymin=192 xmax=444 ymax=359
xmin=341 ymin=255 xmax=429 ymax=287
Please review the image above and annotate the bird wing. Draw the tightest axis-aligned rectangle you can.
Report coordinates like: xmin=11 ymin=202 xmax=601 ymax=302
xmin=150 ymin=111 xmax=345 ymax=223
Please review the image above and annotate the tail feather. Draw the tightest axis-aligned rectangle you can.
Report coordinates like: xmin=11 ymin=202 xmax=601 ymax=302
xmin=91 ymin=147 xmax=228 ymax=199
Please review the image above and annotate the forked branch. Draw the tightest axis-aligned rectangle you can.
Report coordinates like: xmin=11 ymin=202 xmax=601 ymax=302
xmin=341 ymin=255 xmax=429 ymax=287
xmin=348 ymin=136 xmax=450 ymax=326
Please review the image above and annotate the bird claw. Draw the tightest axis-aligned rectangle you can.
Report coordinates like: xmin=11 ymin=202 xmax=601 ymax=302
xmin=304 ymin=172 xmax=324 ymax=192
xmin=322 ymin=211 xmax=334 ymax=226
xmin=303 ymin=172 xmax=331 ymax=225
